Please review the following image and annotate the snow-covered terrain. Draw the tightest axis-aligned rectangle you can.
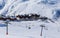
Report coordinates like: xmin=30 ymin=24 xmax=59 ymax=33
xmin=0 ymin=0 xmax=60 ymax=38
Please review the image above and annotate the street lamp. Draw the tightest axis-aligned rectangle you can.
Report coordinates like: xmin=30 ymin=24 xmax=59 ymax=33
xmin=40 ymin=24 xmax=45 ymax=36
xmin=4 ymin=20 xmax=11 ymax=35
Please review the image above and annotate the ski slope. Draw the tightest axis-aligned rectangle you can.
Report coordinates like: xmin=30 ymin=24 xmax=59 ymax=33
xmin=0 ymin=20 xmax=60 ymax=38
xmin=0 ymin=0 xmax=60 ymax=38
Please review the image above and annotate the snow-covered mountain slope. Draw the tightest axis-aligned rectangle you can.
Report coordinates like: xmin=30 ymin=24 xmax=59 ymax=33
xmin=0 ymin=20 xmax=60 ymax=38
xmin=0 ymin=0 xmax=60 ymax=38
xmin=0 ymin=0 xmax=60 ymax=19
